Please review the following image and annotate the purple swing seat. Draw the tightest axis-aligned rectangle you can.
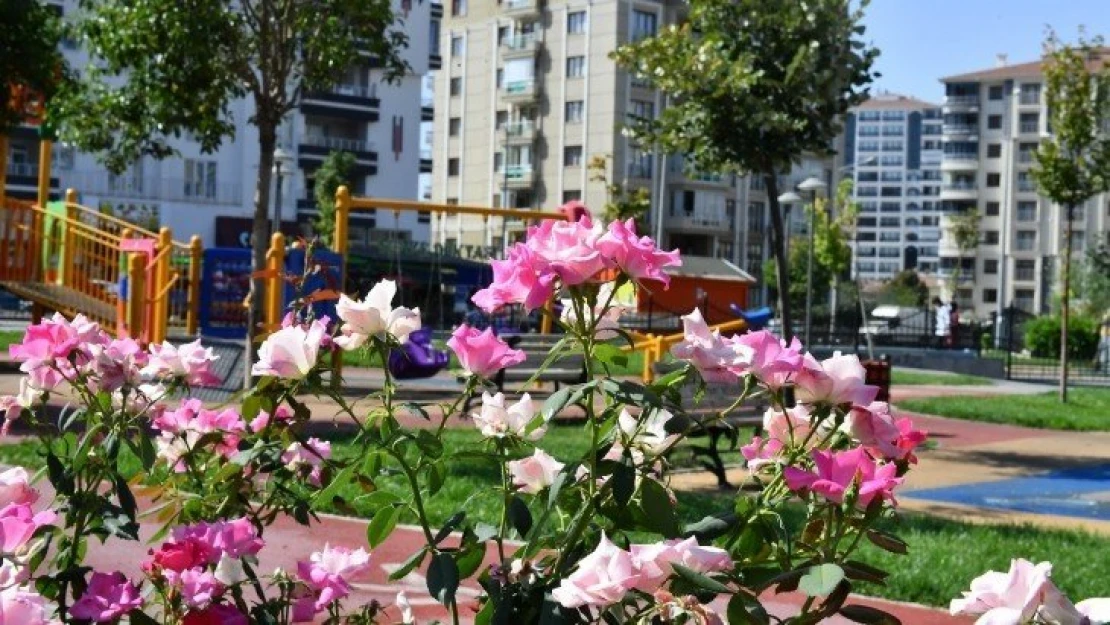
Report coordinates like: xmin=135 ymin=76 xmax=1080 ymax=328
xmin=388 ymin=328 xmax=450 ymax=379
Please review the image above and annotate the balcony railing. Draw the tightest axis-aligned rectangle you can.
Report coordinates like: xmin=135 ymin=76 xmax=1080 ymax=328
xmin=667 ymin=206 xmax=728 ymax=229
xmin=502 ymin=33 xmax=537 ymax=52
xmin=326 ymin=83 xmax=374 ymax=98
xmin=59 ymin=170 xmax=241 ymax=205
xmin=945 ymin=153 xmax=978 ymax=161
xmin=5 ymin=163 xmax=38 ymax=177
xmin=301 ymin=135 xmax=367 ymax=152
xmin=1018 ymin=181 xmax=1037 ymax=192
xmin=943 ymin=182 xmax=977 ymax=191
xmin=943 ymin=124 xmax=977 ymax=135
xmin=1019 ymin=122 xmax=1039 ymax=134
xmin=502 ymin=79 xmax=536 ymax=97
xmin=503 ymin=0 xmax=538 ymax=13
xmin=504 ymin=120 xmax=534 ymax=136
xmin=945 ymin=95 xmax=980 ymax=106
xmin=1018 ymin=152 xmax=1036 ymax=164
xmin=1019 ymin=93 xmax=1041 ymax=106
xmin=505 ymin=165 xmax=532 ymax=180
xmin=627 ymin=164 xmax=653 ymax=179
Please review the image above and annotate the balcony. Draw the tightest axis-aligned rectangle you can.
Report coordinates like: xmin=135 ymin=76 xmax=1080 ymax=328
xmin=421 ymin=105 xmax=434 ymax=122
xmin=301 ymin=85 xmax=380 ymax=121
xmin=943 ymin=94 xmax=980 ymax=111
xmin=941 ymin=154 xmax=979 ymax=171
xmin=665 ymin=207 xmax=730 ymax=234
xmin=1019 ymin=122 xmax=1040 ymax=135
xmin=504 ymin=165 xmax=534 ymax=189
xmin=298 ymin=135 xmax=378 ymax=174
xmin=500 ymin=33 xmax=539 ymax=59
xmin=500 ymin=79 xmax=538 ymax=104
xmin=940 ymin=182 xmax=978 ymax=201
xmin=502 ymin=120 xmax=537 ymax=145
xmin=942 ymin=124 xmax=978 ymax=137
xmin=420 ymin=149 xmax=432 ymax=174
xmin=3 ymin=163 xmax=60 ymax=201
xmin=503 ymin=0 xmax=540 ymax=19
xmin=60 ymin=169 xmax=240 ymax=205
xmin=668 ymin=160 xmax=727 ymax=187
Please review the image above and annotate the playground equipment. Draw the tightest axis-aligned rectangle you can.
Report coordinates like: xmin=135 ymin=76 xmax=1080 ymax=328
xmin=626 ymin=318 xmax=748 ymax=383
xmin=388 ymin=327 xmax=450 ymax=379
xmin=729 ymin=304 xmax=773 ymax=329
xmin=0 ymin=190 xmax=202 ymax=343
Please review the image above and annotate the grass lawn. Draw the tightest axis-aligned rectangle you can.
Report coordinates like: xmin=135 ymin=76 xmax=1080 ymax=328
xmin=890 ymin=370 xmax=993 ymax=386
xmin=0 ymin=329 xmax=23 ymax=352
xmin=3 ymin=424 xmax=1110 ymax=608
xmin=898 ymin=387 xmax=1110 ymax=431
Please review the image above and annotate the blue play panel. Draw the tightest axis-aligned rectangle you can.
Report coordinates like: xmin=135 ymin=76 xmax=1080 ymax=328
xmin=907 ymin=464 xmax=1110 ymax=521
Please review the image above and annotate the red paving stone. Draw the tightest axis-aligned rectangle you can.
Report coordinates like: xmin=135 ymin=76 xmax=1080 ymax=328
xmin=892 ymin=410 xmax=1045 ymax=449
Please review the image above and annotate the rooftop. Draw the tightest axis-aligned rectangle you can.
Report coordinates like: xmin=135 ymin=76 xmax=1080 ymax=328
xmin=670 ymin=256 xmax=756 ymax=283
xmin=853 ymin=93 xmax=939 ymax=111
xmin=942 ymin=48 xmax=1110 ymax=83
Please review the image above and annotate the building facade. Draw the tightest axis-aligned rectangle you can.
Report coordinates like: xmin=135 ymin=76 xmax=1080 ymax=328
xmin=939 ymin=54 xmax=1110 ymax=318
xmin=4 ymin=0 xmax=438 ymax=248
xmin=843 ymin=94 xmax=944 ymax=282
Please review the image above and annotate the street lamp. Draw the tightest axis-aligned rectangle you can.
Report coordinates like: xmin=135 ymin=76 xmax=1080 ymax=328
xmin=776 ymin=191 xmax=802 ymax=330
xmin=272 ymin=147 xmax=293 ymax=238
xmin=797 ymin=177 xmax=827 ymax=348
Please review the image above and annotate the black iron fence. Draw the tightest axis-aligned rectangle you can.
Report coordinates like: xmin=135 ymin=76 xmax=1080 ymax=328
xmin=992 ymin=305 xmax=1110 ymax=386
xmin=805 ymin=306 xmax=986 ymax=354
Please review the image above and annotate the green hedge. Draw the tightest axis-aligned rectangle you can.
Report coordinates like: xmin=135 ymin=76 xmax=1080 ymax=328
xmin=1023 ymin=314 xmax=1100 ymax=360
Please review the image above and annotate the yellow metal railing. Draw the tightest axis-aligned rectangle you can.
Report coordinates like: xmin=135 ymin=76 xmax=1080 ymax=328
xmin=625 ymin=318 xmax=748 ymax=382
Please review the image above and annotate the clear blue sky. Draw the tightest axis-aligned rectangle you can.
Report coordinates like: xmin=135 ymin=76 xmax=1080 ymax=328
xmin=862 ymin=0 xmax=1110 ymax=102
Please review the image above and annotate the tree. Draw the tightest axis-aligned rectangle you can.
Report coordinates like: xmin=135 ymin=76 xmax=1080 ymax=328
xmin=0 ymin=0 xmax=66 ymax=134
xmin=810 ymin=178 xmax=860 ymax=330
xmin=877 ymin=270 xmax=930 ymax=307
xmin=763 ymin=236 xmax=835 ymax=324
xmin=1031 ymin=30 xmax=1110 ymax=402
xmin=52 ymin=0 xmax=408 ymax=353
xmin=945 ymin=208 xmax=980 ymax=295
xmin=612 ymin=0 xmax=878 ymax=339
xmin=312 ymin=151 xmax=356 ymax=247
xmin=587 ymin=154 xmax=650 ymax=228
xmin=1075 ymin=234 xmax=1110 ymax=315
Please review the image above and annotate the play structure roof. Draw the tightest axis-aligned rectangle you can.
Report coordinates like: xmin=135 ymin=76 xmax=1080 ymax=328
xmin=668 ymin=256 xmax=756 ymax=283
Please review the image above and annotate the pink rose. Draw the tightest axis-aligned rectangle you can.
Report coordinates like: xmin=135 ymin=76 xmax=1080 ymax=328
xmin=670 ymin=309 xmax=752 ymax=383
xmin=251 ymin=319 xmax=328 ymax=379
xmin=70 ymin=571 xmax=143 ymax=622
xmin=508 ymin=449 xmax=565 ymax=494
xmin=10 ymin=313 xmax=106 ymax=390
xmin=472 ymin=392 xmax=541 ymax=440
xmin=0 ymin=467 xmax=38 ymax=508
xmin=248 ymin=405 xmax=294 ymax=432
xmin=85 ymin=337 xmax=147 ymax=393
xmin=762 ymin=405 xmax=816 ymax=448
xmin=595 ymin=218 xmax=681 ymax=286
xmin=0 ymin=379 xmax=45 ymax=435
xmin=0 ymin=585 xmax=52 ymax=625
xmin=448 ymin=325 xmax=526 ymax=378
xmin=561 ymin=300 xmax=625 ymax=340
xmin=165 ymin=568 xmax=223 ymax=609
xmin=783 ymin=448 xmax=902 ymax=509
xmin=297 ymin=545 xmax=371 ymax=610
xmin=333 ymin=280 xmax=422 ymax=350
xmin=182 ymin=604 xmax=249 ymax=625
xmin=0 ymin=503 xmax=56 ymax=554
xmin=552 ymin=533 xmax=639 ymax=608
xmin=282 ymin=438 xmax=331 ymax=487
xmin=630 ymin=537 xmax=732 ymax=589
xmin=143 ymin=340 xmax=221 ymax=386
xmin=733 ymin=331 xmax=803 ymax=389
xmin=471 ymin=244 xmax=557 ymax=313
xmin=950 ymin=559 xmax=1080 ymax=625
xmin=145 ymin=538 xmax=208 ymax=574
xmin=169 ymin=518 xmax=264 ymax=564
xmin=740 ymin=436 xmax=785 ymax=472
xmin=526 ymin=217 xmax=609 ymax=285
xmin=793 ymin=352 xmax=879 ymax=407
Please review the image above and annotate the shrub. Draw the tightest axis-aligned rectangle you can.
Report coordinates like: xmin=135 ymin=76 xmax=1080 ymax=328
xmin=1024 ymin=314 xmax=1100 ymax=360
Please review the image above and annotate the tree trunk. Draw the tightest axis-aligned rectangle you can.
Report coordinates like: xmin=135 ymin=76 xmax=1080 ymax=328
xmin=765 ymin=172 xmax=793 ymax=339
xmin=246 ymin=123 xmax=277 ymax=388
xmin=1060 ymin=204 xmax=1073 ymax=403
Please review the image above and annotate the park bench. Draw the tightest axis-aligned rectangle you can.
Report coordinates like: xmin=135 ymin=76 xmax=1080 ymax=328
xmin=460 ymin=335 xmax=588 ymax=411
xmin=655 ymin=363 xmax=765 ymax=490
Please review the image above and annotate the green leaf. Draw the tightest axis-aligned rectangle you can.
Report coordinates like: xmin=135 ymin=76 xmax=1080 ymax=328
xmin=842 ymin=560 xmax=888 ymax=585
xmin=838 ymin=605 xmax=902 ymax=625
xmin=426 ymin=461 xmax=447 ymax=497
xmin=640 ymin=477 xmax=680 ymax=538
xmin=128 ymin=610 xmax=161 ymax=625
xmin=508 ymin=496 xmax=533 ymax=539
xmin=114 ymin=475 xmax=137 ymax=520
xmin=45 ymin=452 xmax=74 ymax=497
xmin=136 ymin=435 xmax=156 ymax=471
xmin=546 ymin=471 xmax=568 ymax=509
xmin=433 ymin=511 xmax=466 ymax=545
xmin=414 ymin=430 xmax=444 ymax=458
xmin=593 ymin=343 xmax=628 ymax=369
xmin=611 ymin=460 xmax=636 ymax=508
xmin=241 ymin=396 xmax=262 ymax=423
xmin=427 ymin=552 xmax=460 ymax=605
xmin=456 ymin=544 xmax=485 ymax=579
xmin=312 ymin=463 xmax=356 ymax=506
xmin=866 ymin=530 xmax=908 ymax=554
xmin=727 ymin=591 xmax=770 ymax=625
xmin=366 ymin=506 xmax=402 ymax=548
xmin=683 ymin=512 xmax=737 ymax=541
xmin=798 ymin=563 xmax=845 ymax=597
xmin=388 ymin=548 xmax=427 ymax=581
xmin=670 ymin=563 xmax=731 ymax=595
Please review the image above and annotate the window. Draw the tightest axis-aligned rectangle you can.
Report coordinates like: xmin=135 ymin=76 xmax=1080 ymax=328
xmin=986 ymin=173 xmax=1000 ymax=188
xmin=988 ymin=85 xmax=1004 ymax=100
xmin=627 ymin=147 xmax=653 ymax=178
xmin=882 ymin=110 xmax=905 ymax=121
xmin=493 ymin=152 xmax=503 ymax=172
xmin=857 ymin=217 xmax=876 ymax=227
xmin=857 ymin=232 xmax=877 ymax=242
xmin=880 ymin=186 xmax=901 ymax=197
xmin=879 ymin=232 xmax=900 ymax=242
xmin=985 ymin=201 xmax=1000 ymax=216
xmin=987 ymin=144 xmax=1001 ymax=158
xmin=631 ymin=10 xmax=657 ymax=41
xmin=567 ymin=11 xmax=587 ymax=34
xmin=983 ymin=288 xmax=998 ymax=304
xmin=448 ymin=117 xmax=461 ymax=136
xmin=495 ymin=110 xmax=508 ymax=129
xmin=878 ymin=248 xmax=900 ymax=258
xmin=1017 ymin=171 xmax=1035 ymax=191
xmin=629 ymin=99 xmax=654 ymax=120
xmin=496 ymin=69 xmax=504 ymax=88
xmin=987 ymin=115 xmax=1002 ymax=130
xmin=983 ymin=259 xmax=999 ymax=275
xmin=562 ymin=190 xmax=582 ymax=203
xmin=880 ymin=171 xmax=903 ymax=182
xmin=1015 ymin=230 xmax=1036 ymax=251
xmin=1019 ymin=113 xmax=1039 ymax=133
xmin=451 ymin=0 xmax=466 ymax=16
xmin=1015 ymin=289 xmax=1035 ymax=312
xmin=447 ymin=158 xmax=460 ymax=177
xmin=564 ymin=145 xmax=583 ymax=167
xmin=449 ymin=77 xmax=462 ymax=96
xmin=565 ymin=100 xmax=584 ymax=123
xmin=1020 ymin=83 xmax=1041 ymax=105
xmin=982 ymin=230 xmax=999 ymax=245
xmin=1018 ymin=142 xmax=1038 ymax=163
xmin=1015 ymin=259 xmax=1036 ymax=281
xmin=1017 ymin=201 xmax=1037 ymax=221
xmin=497 ymin=26 xmax=510 ymax=46
xmin=450 ymin=35 xmax=464 ymax=56
xmin=881 ymin=125 xmax=904 ymax=136
xmin=879 ymin=217 xmax=900 ymax=228
xmin=566 ymin=56 xmax=586 ymax=78
xmin=859 ymin=125 xmax=880 ymax=136
xmin=857 ymin=171 xmax=878 ymax=182
xmin=184 ymin=159 xmax=217 ymax=199
xmin=880 ymin=155 xmax=904 ymax=166
xmin=859 ymin=111 xmax=881 ymax=121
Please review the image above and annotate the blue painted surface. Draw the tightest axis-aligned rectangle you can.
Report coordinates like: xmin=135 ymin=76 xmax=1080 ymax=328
xmin=907 ymin=464 xmax=1110 ymax=521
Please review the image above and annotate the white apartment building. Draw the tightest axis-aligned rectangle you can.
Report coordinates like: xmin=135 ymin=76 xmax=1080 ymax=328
xmin=844 ymin=94 xmax=944 ymax=281
xmin=939 ymin=53 xmax=1110 ymax=319
xmin=4 ymin=0 xmax=438 ymax=248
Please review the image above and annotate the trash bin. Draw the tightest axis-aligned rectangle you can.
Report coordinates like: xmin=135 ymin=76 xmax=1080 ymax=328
xmin=863 ymin=356 xmax=891 ymax=403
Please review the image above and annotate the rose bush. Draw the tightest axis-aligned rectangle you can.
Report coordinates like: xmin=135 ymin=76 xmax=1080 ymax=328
xmin=0 ymin=206 xmax=1077 ymax=624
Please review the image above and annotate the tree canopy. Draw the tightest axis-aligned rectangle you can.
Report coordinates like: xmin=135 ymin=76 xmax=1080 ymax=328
xmin=1 ymin=0 xmax=67 ymax=135
xmin=313 ymin=151 xmax=357 ymax=248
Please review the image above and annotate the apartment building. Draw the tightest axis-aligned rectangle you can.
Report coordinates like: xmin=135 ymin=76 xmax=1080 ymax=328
xmin=939 ymin=53 xmax=1110 ymax=318
xmin=4 ymin=0 xmax=438 ymax=247
xmin=843 ymin=94 xmax=944 ymax=281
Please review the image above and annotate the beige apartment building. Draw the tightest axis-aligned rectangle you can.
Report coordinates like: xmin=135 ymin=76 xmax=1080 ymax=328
xmin=939 ymin=53 xmax=1110 ymax=319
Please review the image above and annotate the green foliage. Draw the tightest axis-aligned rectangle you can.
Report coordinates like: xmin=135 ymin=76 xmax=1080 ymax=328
xmin=811 ymin=178 xmax=859 ymax=277
xmin=588 ymin=154 xmax=650 ymax=228
xmin=313 ymin=151 xmax=357 ymax=247
xmin=877 ymin=270 xmax=930 ymax=307
xmin=898 ymin=388 xmax=1110 ymax=432
xmin=944 ymin=208 xmax=980 ymax=288
xmin=0 ymin=0 xmax=68 ymax=134
xmin=1023 ymin=314 xmax=1101 ymax=360
xmin=763 ymin=236 xmax=834 ymax=317
xmin=1075 ymin=234 xmax=1110 ymax=316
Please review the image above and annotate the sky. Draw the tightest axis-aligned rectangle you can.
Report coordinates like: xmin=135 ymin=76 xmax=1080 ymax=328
xmin=862 ymin=0 xmax=1110 ymax=103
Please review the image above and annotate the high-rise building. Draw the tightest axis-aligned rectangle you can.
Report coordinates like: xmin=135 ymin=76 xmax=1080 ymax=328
xmin=939 ymin=53 xmax=1110 ymax=318
xmin=4 ymin=0 xmax=438 ymax=248
xmin=843 ymin=94 xmax=944 ymax=281
xmin=430 ymin=0 xmax=752 ymax=257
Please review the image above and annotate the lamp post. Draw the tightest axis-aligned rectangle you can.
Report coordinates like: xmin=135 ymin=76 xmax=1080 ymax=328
xmin=272 ymin=147 xmax=293 ymax=238
xmin=776 ymin=191 xmax=802 ymax=332
xmin=797 ymin=177 xmax=827 ymax=348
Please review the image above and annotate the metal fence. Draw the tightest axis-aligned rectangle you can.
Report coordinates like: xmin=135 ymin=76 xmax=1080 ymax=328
xmin=993 ymin=305 xmax=1110 ymax=386
xmin=803 ymin=306 xmax=986 ymax=354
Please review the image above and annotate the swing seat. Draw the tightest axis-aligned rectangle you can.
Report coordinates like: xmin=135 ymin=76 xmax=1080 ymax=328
xmin=387 ymin=328 xmax=450 ymax=379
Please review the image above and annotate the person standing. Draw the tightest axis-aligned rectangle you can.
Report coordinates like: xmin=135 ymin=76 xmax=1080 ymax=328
xmin=947 ymin=301 xmax=960 ymax=349
xmin=932 ymin=297 xmax=950 ymax=349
